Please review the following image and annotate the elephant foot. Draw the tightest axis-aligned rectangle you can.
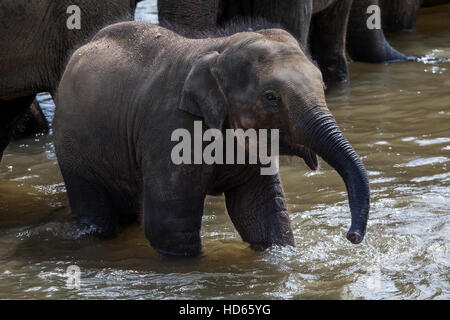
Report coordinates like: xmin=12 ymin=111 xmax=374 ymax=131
xmin=320 ymin=58 xmax=350 ymax=88
xmin=376 ymin=46 xmax=419 ymax=63
xmin=384 ymin=54 xmax=419 ymax=63
xmin=348 ymin=41 xmax=417 ymax=64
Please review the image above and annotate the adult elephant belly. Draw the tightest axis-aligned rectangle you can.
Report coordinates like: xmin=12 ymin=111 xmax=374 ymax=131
xmin=312 ymin=0 xmax=338 ymax=13
xmin=422 ymin=0 xmax=450 ymax=6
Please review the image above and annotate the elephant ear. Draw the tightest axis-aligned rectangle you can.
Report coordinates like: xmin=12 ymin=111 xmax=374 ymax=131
xmin=179 ymin=51 xmax=227 ymax=129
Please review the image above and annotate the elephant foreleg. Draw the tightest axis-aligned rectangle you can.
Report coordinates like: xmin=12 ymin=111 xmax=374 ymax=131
xmin=347 ymin=0 xmax=416 ymax=63
xmin=0 ymin=94 xmax=36 ymax=160
xmin=143 ymin=177 xmax=205 ymax=256
xmin=311 ymin=0 xmax=353 ymax=86
xmin=225 ymin=172 xmax=295 ymax=250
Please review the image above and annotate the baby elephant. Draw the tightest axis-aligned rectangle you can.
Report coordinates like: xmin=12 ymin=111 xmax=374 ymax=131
xmin=54 ymin=22 xmax=370 ymax=256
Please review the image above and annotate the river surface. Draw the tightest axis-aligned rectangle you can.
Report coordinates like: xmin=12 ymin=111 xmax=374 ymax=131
xmin=0 ymin=1 xmax=449 ymax=299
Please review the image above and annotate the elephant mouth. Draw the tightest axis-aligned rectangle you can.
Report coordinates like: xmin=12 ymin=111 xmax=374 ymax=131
xmin=281 ymin=143 xmax=318 ymax=170
xmin=294 ymin=145 xmax=318 ymax=170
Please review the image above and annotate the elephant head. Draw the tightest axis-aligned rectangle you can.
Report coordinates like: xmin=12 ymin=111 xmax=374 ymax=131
xmin=179 ymin=29 xmax=370 ymax=244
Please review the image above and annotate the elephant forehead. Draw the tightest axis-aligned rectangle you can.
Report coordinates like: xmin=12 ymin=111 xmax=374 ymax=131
xmin=223 ymin=39 xmax=310 ymax=76
xmin=273 ymin=61 xmax=324 ymax=85
xmin=244 ymin=39 xmax=304 ymax=62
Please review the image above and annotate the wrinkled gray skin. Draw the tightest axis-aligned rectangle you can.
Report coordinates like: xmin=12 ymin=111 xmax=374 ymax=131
xmin=158 ymin=0 xmax=414 ymax=87
xmin=54 ymin=22 xmax=370 ymax=256
xmin=0 ymin=0 xmax=140 ymax=160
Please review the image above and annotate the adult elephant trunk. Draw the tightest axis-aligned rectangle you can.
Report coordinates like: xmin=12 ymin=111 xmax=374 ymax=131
xmin=296 ymin=109 xmax=370 ymax=244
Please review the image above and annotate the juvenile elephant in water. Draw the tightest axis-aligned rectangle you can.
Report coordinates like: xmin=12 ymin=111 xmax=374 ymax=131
xmin=54 ymin=21 xmax=370 ymax=256
xmin=158 ymin=0 xmax=414 ymax=87
xmin=0 ymin=0 xmax=141 ymax=160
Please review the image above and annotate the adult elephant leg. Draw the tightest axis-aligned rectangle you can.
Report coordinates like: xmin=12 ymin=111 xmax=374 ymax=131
xmin=225 ymin=172 xmax=295 ymax=250
xmin=311 ymin=0 xmax=353 ymax=86
xmin=0 ymin=95 xmax=35 ymax=160
xmin=12 ymin=98 xmax=49 ymax=140
xmin=347 ymin=0 xmax=416 ymax=62
xmin=380 ymin=0 xmax=423 ymax=33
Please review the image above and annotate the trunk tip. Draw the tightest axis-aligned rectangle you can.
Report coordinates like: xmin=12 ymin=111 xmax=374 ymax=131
xmin=346 ymin=230 xmax=363 ymax=244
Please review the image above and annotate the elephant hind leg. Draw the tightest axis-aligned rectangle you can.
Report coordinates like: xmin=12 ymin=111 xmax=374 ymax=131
xmin=0 ymin=95 xmax=36 ymax=161
xmin=61 ymin=172 xmax=121 ymax=238
xmin=12 ymin=98 xmax=49 ymax=141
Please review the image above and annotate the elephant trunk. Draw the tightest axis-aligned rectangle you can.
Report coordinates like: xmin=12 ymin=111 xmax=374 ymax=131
xmin=298 ymin=110 xmax=370 ymax=244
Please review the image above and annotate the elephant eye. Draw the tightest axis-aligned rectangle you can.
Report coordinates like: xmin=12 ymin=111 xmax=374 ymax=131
xmin=265 ymin=92 xmax=279 ymax=102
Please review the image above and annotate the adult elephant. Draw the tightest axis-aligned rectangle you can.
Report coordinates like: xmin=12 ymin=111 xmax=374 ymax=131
xmin=54 ymin=22 xmax=370 ymax=256
xmin=0 ymin=0 xmax=141 ymax=161
xmin=158 ymin=0 xmax=412 ymax=86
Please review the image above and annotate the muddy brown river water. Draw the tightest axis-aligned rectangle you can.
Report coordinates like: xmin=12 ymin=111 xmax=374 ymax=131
xmin=0 ymin=1 xmax=449 ymax=299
